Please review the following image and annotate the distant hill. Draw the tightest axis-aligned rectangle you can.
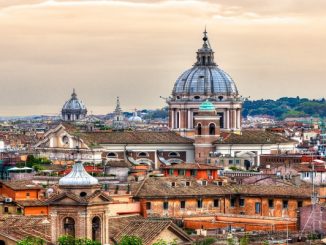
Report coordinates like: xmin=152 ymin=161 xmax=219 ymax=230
xmin=145 ymin=97 xmax=326 ymax=121
xmin=243 ymin=97 xmax=326 ymax=120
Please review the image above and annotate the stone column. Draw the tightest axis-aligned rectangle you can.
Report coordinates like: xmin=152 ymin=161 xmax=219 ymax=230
xmin=187 ymin=109 xmax=191 ymax=129
xmin=226 ymin=109 xmax=229 ymax=130
xmin=233 ymin=110 xmax=237 ymax=129
xmin=237 ymin=109 xmax=241 ymax=129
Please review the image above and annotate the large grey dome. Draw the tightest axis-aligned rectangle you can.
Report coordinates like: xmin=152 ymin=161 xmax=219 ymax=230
xmin=59 ymin=161 xmax=98 ymax=186
xmin=172 ymin=30 xmax=238 ymax=98
xmin=173 ymin=66 xmax=238 ymax=96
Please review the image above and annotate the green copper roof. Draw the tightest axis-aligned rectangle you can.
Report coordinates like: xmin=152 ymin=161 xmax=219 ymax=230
xmin=199 ymin=100 xmax=215 ymax=111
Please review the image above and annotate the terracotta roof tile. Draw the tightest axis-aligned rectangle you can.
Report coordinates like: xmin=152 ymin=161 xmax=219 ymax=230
xmin=160 ymin=163 xmax=221 ymax=170
xmin=132 ymin=177 xmax=312 ymax=199
xmin=67 ymin=130 xmax=194 ymax=146
xmin=216 ymin=130 xmax=295 ymax=145
xmin=1 ymin=180 xmax=43 ymax=191
xmin=113 ymin=219 xmax=192 ymax=245
xmin=0 ymin=216 xmax=51 ymax=243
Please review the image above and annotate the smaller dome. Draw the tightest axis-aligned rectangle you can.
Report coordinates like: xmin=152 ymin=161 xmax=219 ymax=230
xmin=59 ymin=162 xmax=98 ymax=186
xmin=199 ymin=100 xmax=215 ymax=111
xmin=62 ymin=89 xmax=87 ymax=111
xmin=128 ymin=109 xmax=142 ymax=123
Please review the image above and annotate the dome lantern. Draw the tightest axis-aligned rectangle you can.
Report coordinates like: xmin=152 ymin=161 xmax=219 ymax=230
xmin=195 ymin=28 xmax=216 ymax=67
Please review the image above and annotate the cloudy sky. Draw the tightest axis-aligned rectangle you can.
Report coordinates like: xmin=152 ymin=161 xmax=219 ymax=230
xmin=0 ymin=0 xmax=325 ymax=116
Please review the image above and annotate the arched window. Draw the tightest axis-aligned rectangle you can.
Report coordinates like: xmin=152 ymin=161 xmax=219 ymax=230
xmin=138 ymin=152 xmax=148 ymax=158
xmin=209 ymin=123 xmax=216 ymax=135
xmin=92 ymin=216 xmax=101 ymax=242
xmin=107 ymin=152 xmax=118 ymax=158
xmin=63 ymin=217 xmax=75 ymax=237
xmin=197 ymin=123 xmax=202 ymax=135
xmin=168 ymin=152 xmax=180 ymax=158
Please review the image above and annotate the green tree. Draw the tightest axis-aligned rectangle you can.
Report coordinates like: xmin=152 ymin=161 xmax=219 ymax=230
xmin=152 ymin=239 xmax=178 ymax=245
xmin=17 ymin=236 xmax=45 ymax=245
xmin=239 ymin=233 xmax=249 ymax=245
xmin=57 ymin=235 xmax=101 ymax=245
xmin=194 ymin=237 xmax=216 ymax=245
xmin=227 ymin=237 xmax=235 ymax=245
xmin=118 ymin=235 xmax=142 ymax=245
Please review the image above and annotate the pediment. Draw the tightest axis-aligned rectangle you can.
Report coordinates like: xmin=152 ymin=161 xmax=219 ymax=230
xmin=48 ymin=193 xmax=84 ymax=205
xmin=87 ymin=194 xmax=111 ymax=203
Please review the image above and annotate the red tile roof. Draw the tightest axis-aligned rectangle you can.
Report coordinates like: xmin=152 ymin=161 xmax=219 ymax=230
xmin=160 ymin=163 xmax=221 ymax=170
xmin=216 ymin=130 xmax=295 ymax=145
xmin=1 ymin=180 xmax=43 ymax=191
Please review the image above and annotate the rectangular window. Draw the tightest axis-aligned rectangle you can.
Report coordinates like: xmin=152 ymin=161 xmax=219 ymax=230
xmin=230 ymin=198 xmax=236 ymax=207
xmin=26 ymin=192 xmax=30 ymax=197
xmin=169 ymin=169 xmax=174 ymax=175
xmin=4 ymin=207 xmax=9 ymax=213
xmin=197 ymin=199 xmax=203 ymax=208
xmin=146 ymin=202 xmax=151 ymax=210
xmin=178 ymin=169 xmax=185 ymax=176
xmin=229 ymin=160 xmax=233 ymax=164
xmin=268 ymin=199 xmax=274 ymax=209
xmin=163 ymin=201 xmax=169 ymax=210
xmin=235 ymin=159 xmax=240 ymax=164
xmin=185 ymin=181 xmax=191 ymax=187
xmin=298 ymin=201 xmax=303 ymax=208
xmin=171 ymin=182 xmax=176 ymax=187
xmin=207 ymin=170 xmax=212 ymax=176
xmin=180 ymin=200 xmax=186 ymax=209
xmin=213 ymin=199 xmax=219 ymax=208
xmin=17 ymin=207 xmax=22 ymax=214
xmin=239 ymin=198 xmax=245 ymax=207
xmin=255 ymin=202 xmax=261 ymax=214
xmin=190 ymin=169 xmax=197 ymax=176
xmin=283 ymin=200 xmax=288 ymax=209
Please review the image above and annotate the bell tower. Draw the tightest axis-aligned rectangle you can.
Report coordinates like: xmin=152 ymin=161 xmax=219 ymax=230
xmin=47 ymin=162 xmax=111 ymax=244
xmin=194 ymin=100 xmax=220 ymax=163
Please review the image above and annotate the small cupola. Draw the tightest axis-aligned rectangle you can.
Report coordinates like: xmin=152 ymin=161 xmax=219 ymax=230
xmin=59 ymin=161 xmax=99 ymax=186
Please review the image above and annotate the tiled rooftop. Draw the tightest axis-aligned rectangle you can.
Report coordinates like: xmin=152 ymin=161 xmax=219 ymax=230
xmin=112 ymin=219 xmax=192 ymax=245
xmin=132 ymin=177 xmax=312 ymax=199
xmin=216 ymin=130 xmax=295 ymax=145
xmin=160 ymin=163 xmax=221 ymax=170
xmin=1 ymin=180 xmax=43 ymax=191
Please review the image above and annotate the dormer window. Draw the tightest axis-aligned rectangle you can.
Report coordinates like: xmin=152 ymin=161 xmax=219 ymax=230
xmin=169 ymin=182 xmax=176 ymax=188
xmin=198 ymin=180 xmax=207 ymax=186
xmin=107 ymin=152 xmax=118 ymax=158
xmin=138 ymin=152 xmax=148 ymax=158
xmin=168 ymin=152 xmax=180 ymax=158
